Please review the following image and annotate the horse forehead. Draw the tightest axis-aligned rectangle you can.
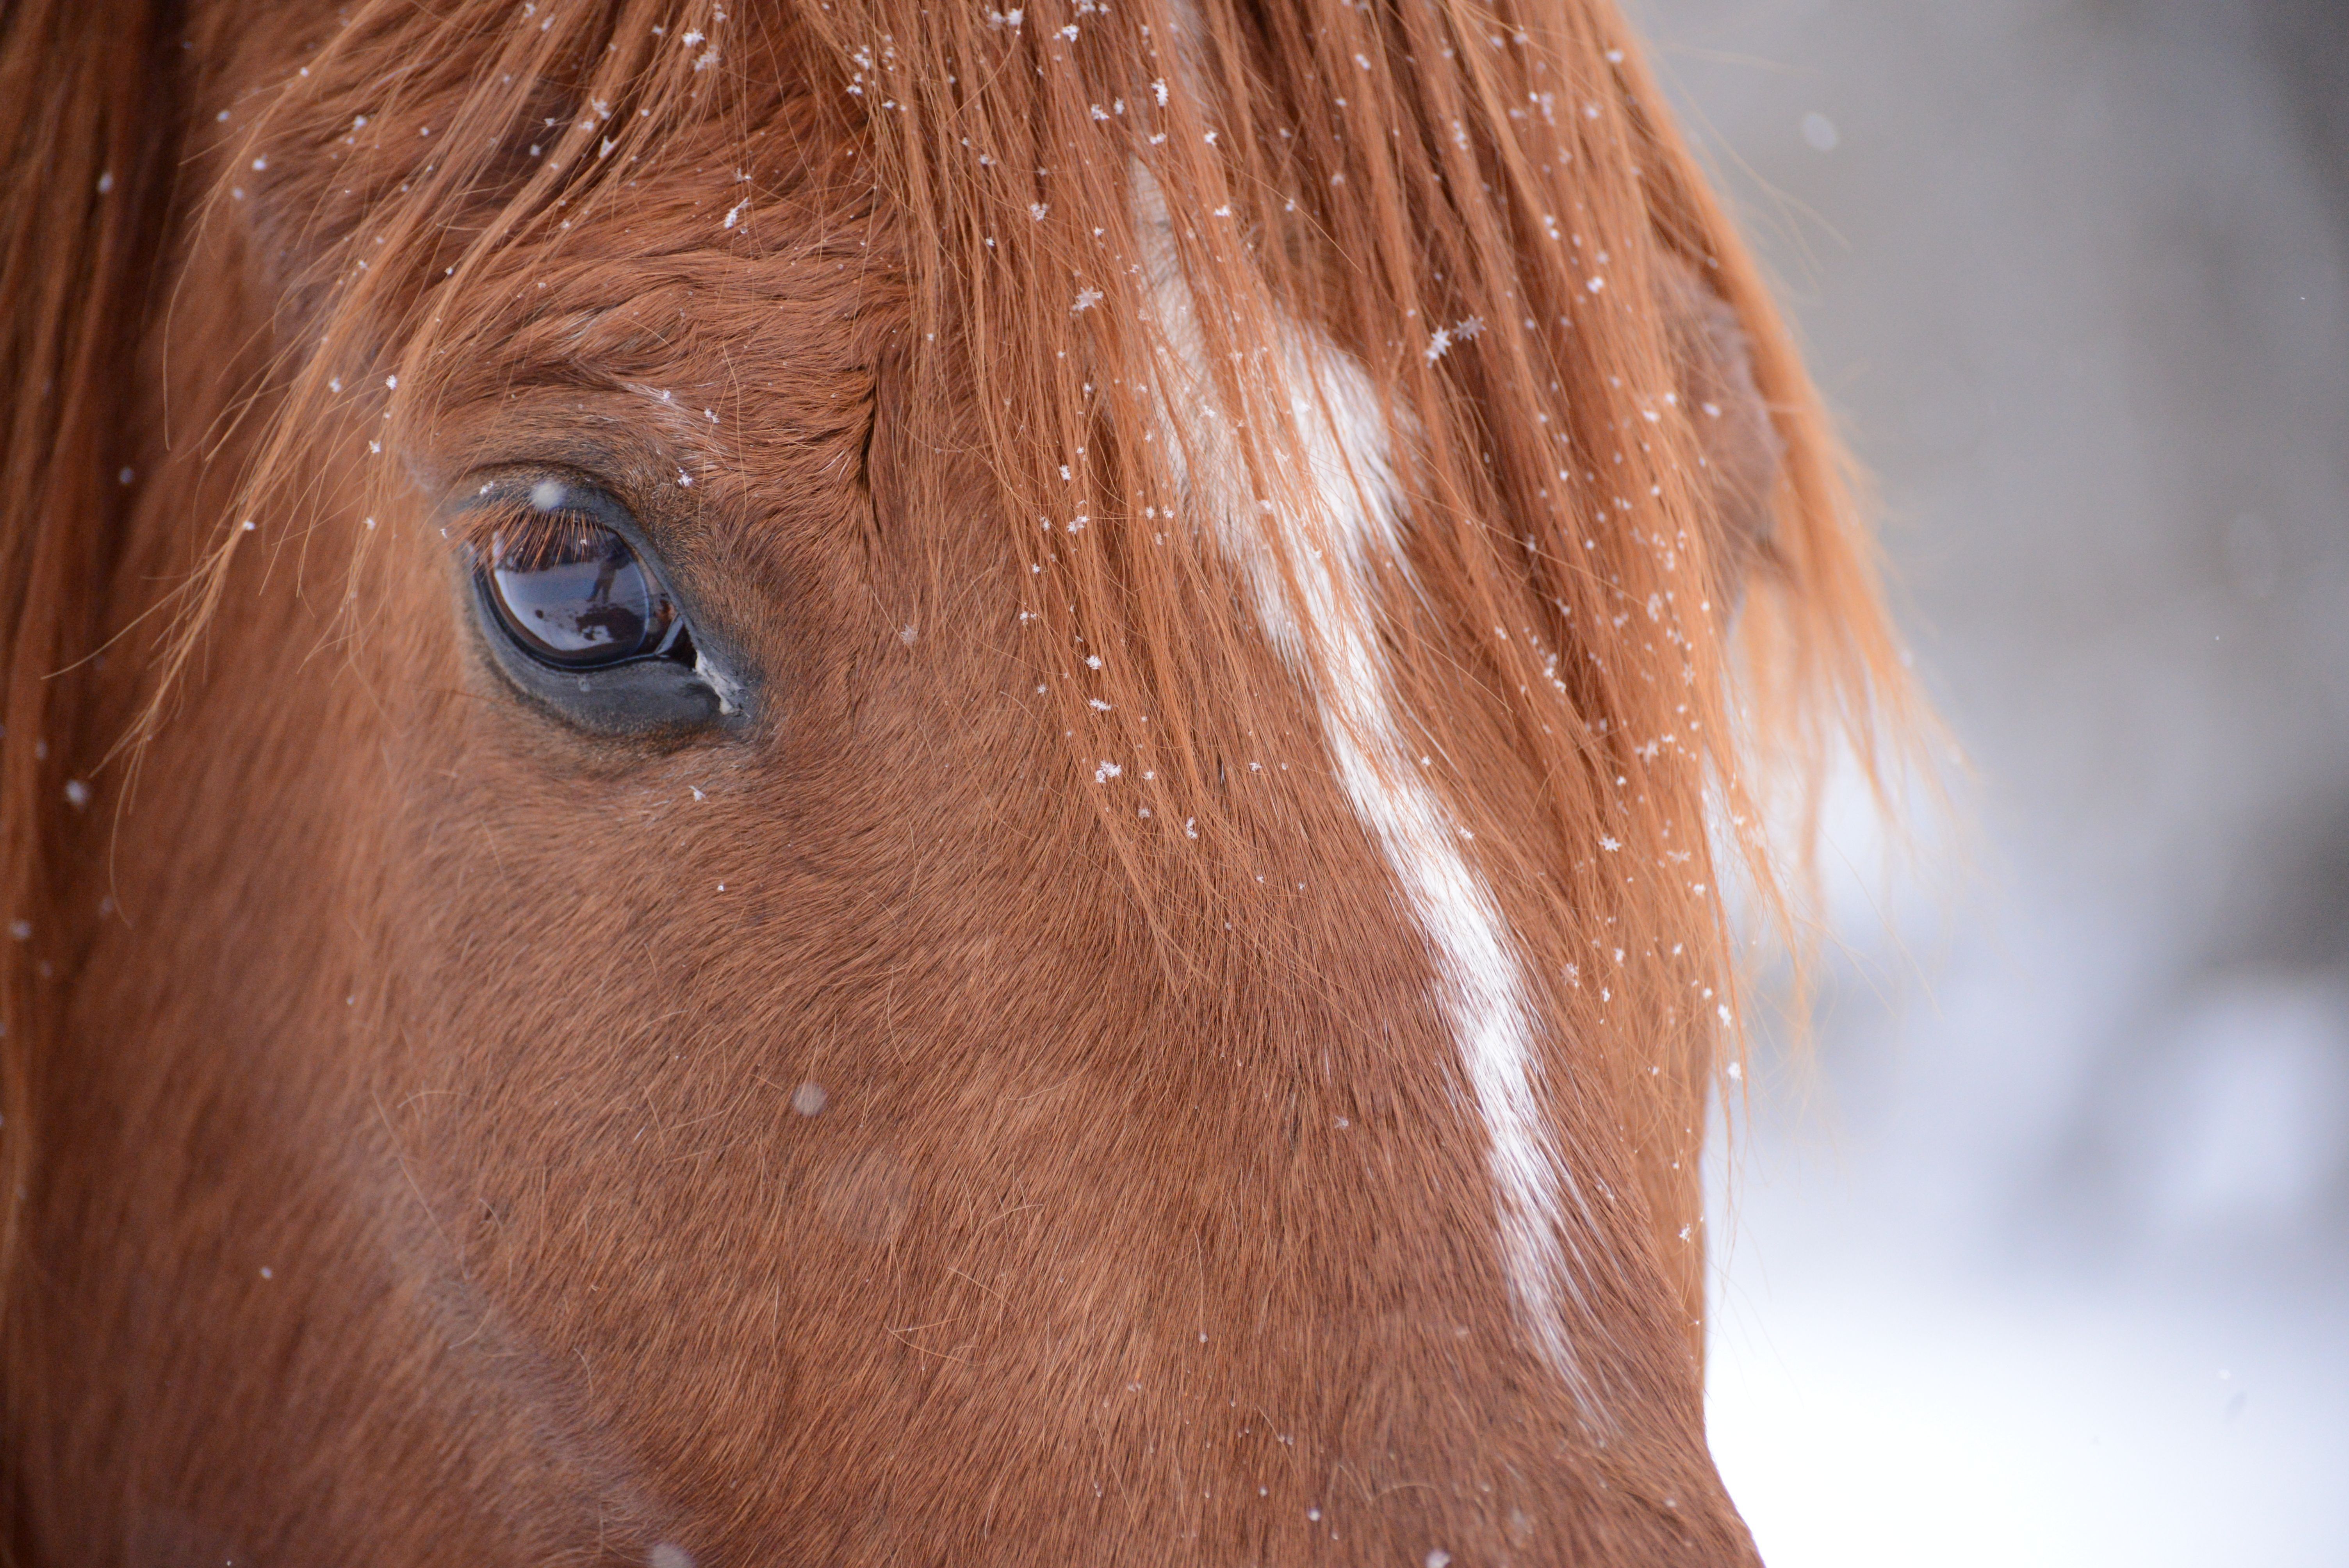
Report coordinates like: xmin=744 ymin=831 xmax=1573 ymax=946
xmin=485 ymin=255 xmax=884 ymax=369
xmin=1139 ymin=248 xmax=1597 ymax=1403
xmin=428 ymin=162 xmax=894 ymax=371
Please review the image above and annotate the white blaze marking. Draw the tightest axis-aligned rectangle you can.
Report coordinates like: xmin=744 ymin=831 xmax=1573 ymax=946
xmin=1135 ymin=186 xmax=1596 ymax=1411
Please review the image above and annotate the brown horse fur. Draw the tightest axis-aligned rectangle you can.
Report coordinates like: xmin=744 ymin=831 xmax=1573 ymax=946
xmin=0 ymin=0 xmax=1909 ymax=1561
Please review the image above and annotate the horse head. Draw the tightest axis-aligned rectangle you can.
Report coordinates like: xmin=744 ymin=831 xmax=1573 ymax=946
xmin=0 ymin=0 xmax=1904 ymax=1561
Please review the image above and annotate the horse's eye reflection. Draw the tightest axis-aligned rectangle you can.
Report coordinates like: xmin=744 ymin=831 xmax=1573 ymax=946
xmin=477 ymin=514 xmax=685 ymax=670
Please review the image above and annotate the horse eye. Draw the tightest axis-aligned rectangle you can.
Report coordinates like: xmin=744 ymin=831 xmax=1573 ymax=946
xmin=459 ymin=474 xmax=745 ymax=737
xmin=478 ymin=508 xmax=683 ymax=669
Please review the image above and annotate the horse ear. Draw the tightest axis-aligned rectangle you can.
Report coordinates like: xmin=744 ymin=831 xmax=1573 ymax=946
xmin=1659 ymin=256 xmax=1784 ymax=611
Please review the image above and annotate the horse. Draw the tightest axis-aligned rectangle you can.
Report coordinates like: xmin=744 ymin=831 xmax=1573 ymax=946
xmin=0 ymin=0 xmax=1903 ymax=1560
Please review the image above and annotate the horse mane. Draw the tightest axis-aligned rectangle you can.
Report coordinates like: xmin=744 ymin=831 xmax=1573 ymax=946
xmin=0 ymin=0 xmax=180 ymax=1308
xmin=0 ymin=0 xmax=1912 ymax=1335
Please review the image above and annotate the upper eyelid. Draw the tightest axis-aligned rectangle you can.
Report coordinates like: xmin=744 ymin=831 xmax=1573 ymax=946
xmin=446 ymin=469 xmax=652 ymax=556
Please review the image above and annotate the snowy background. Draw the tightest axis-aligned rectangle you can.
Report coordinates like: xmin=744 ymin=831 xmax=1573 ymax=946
xmin=1626 ymin=0 xmax=2349 ymax=1562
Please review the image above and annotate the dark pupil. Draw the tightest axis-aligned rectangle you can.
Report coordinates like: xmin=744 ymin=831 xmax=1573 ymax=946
xmin=484 ymin=519 xmax=677 ymax=668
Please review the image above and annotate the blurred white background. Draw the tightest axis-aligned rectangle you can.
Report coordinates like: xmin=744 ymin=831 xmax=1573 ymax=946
xmin=1629 ymin=1 xmax=2349 ymax=1562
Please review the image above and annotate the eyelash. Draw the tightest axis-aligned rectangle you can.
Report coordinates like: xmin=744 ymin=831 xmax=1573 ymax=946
xmin=446 ymin=492 xmax=580 ymax=559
